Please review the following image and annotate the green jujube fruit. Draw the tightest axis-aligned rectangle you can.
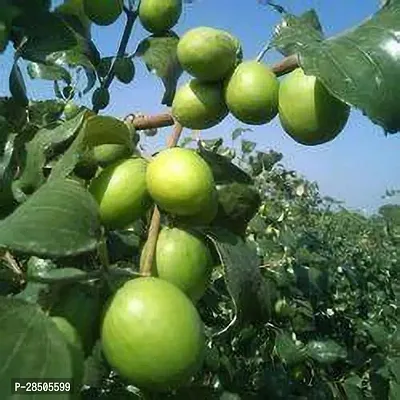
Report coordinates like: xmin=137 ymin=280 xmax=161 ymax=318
xmin=139 ymin=0 xmax=182 ymax=34
xmin=225 ymin=60 xmax=279 ymax=125
xmin=83 ymin=0 xmax=123 ymax=26
xmin=172 ymin=79 xmax=228 ymax=129
xmin=146 ymin=147 xmax=216 ymax=216
xmin=101 ymin=277 xmax=206 ymax=391
xmin=141 ymin=227 xmax=213 ymax=302
xmin=278 ymin=68 xmax=350 ymax=146
xmin=177 ymin=26 xmax=241 ymax=82
xmin=89 ymin=157 xmax=151 ymax=229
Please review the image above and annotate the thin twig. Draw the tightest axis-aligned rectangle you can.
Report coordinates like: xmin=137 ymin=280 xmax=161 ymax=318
xmin=94 ymin=9 xmax=138 ymax=113
xmin=140 ymin=122 xmax=184 ymax=276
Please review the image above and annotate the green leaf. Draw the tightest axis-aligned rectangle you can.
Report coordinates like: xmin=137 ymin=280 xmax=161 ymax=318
xmin=388 ymin=357 xmax=400 ymax=383
xmin=389 ymin=380 xmax=400 ymax=400
xmin=342 ymin=376 xmax=364 ymax=400
xmin=0 ymin=127 xmax=17 ymax=210
xmin=306 ymin=339 xmax=347 ymax=364
xmin=49 ymin=281 xmax=102 ymax=356
xmin=213 ymin=183 xmax=262 ymax=236
xmin=92 ymin=87 xmax=110 ymax=110
xmin=197 ymin=144 xmax=253 ymax=185
xmin=83 ymin=340 xmax=109 ymax=388
xmin=49 ymin=114 xmax=132 ymax=181
xmin=275 ymin=333 xmax=307 ymax=365
xmin=9 ymin=60 xmax=28 ymax=106
xmin=364 ymin=322 xmax=390 ymax=350
xmin=0 ymin=179 xmax=102 ymax=258
xmin=28 ymin=100 xmax=65 ymax=127
xmin=241 ymin=140 xmax=257 ymax=154
xmin=27 ymin=61 xmax=71 ymax=84
xmin=249 ymin=150 xmax=283 ymax=176
xmin=14 ymin=257 xmax=56 ymax=305
xmin=15 ymin=111 xmax=85 ymax=196
xmin=272 ymin=9 xmax=324 ymax=56
xmin=97 ymin=56 xmax=113 ymax=78
xmin=19 ymin=11 xmax=99 ymax=97
xmin=202 ymin=228 xmax=271 ymax=331
xmin=135 ymin=32 xmax=183 ymax=106
xmin=0 ymin=297 xmax=79 ymax=398
xmin=114 ymin=57 xmax=136 ymax=84
xmin=273 ymin=1 xmax=400 ymax=133
xmin=231 ymin=127 xmax=252 ymax=141
xmin=19 ymin=11 xmax=77 ymax=57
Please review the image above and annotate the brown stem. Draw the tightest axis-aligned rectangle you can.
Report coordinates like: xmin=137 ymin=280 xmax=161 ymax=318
xmin=271 ymin=54 xmax=299 ymax=77
xmin=139 ymin=122 xmax=184 ymax=276
xmin=128 ymin=113 xmax=175 ymax=130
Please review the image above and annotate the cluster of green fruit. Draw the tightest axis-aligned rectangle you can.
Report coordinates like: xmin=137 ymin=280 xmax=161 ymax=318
xmin=173 ymin=27 xmax=350 ymax=146
xmin=87 ymin=147 xmax=220 ymax=391
xmin=82 ymin=0 xmax=182 ymax=35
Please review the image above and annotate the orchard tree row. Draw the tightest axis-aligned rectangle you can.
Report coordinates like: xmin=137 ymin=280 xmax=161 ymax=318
xmin=0 ymin=0 xmax=400 ymax=399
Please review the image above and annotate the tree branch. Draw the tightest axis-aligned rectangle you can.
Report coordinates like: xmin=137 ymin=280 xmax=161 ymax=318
xmin=139 ymin=122 xmax=184 ymax=276
xmin=271 ymin=54 xmax=299 ymax=77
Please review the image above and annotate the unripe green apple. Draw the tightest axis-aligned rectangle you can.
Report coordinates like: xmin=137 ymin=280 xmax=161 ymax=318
xmin=101 ymin=277 xmax=205 ymax=391
xmin=83 ymin=0 xmax=123 ymax=26
xmin=146 ymin=147 xmax=215 ymax=216
xmin=278 ymin=68 xmax=350 ymax=145
xmin=225 ymin=60 xmax=279 ymax=125
xmin=139 ymin=0 xmax=182 ymax=34
xmin=89 ymin=157 xmax=151 ymax=229
xmin=172 ymin=79 xmax=228 ymax=129
xmin=177 ymin=27 xmax=241 ymax=82
xmin=141 ymin=227 xmax=213 ymax=302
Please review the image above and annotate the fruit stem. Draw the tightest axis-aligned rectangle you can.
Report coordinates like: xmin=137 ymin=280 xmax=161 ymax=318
xmin=140 ymin=122 xmax=184 ymax=276
xmin=94 ymin=8 xmax=138 ymax=113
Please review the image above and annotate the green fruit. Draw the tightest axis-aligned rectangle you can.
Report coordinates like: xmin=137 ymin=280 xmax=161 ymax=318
xmin=146 ymin=147 xmax=215 ymax=216
xmin=51 ymin=316 xmax=85 ymax=389
xmin=172 ymin=79 xmax=228 ymax=129
xmin=177 ymin=27 xmax=240 ymax=82
xmin=278 ymin=68 xmax=350 ymax=146
xmin=176 ymin=187 xmax=219 ymax=226
xmin=225 ymin=60 xmax=279 ymax=125
xmin=89 ymin=157 xmax=152 ymax=229
xmin=92 ymin=143 xmax=133 ymax=167
xmin=142 ymin=227 xmax=213 ymax=302
xmin=101 ymin=277 xmax=205 ymax=391
xmin=139 ymin=0 xmax=182 ymax=34
xmin=83 ymin=0 xmax=123 ymax=26
xmin=64 ymin=101 xmax=82 ymax=120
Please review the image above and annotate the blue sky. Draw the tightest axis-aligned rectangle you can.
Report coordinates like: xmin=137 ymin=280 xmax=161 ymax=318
xmin=1 ymin=0 xmax=399 ymax=214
